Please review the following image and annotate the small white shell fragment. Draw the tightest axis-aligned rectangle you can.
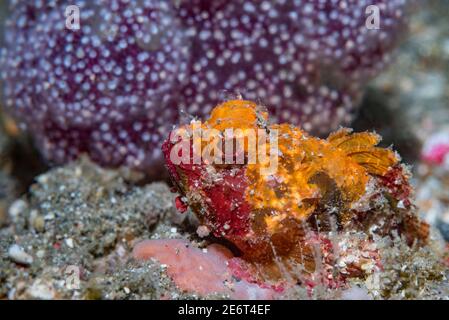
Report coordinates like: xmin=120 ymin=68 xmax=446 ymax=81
xmin=65 ymin=238 xmax=74 ymax=248
xmin=8 ymin=244 xmax=33 ymax=265
xmin=8 ymin=200 xmax=27 ymax=219
xmin=196 ymin=225 xmax=210 ymax=238
xmin=27 ymin=280 xmax=55 ymax=300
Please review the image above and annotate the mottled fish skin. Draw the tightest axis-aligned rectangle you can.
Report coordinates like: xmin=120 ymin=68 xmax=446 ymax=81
xmin=163 ymin=99 xmax=428 ymax=282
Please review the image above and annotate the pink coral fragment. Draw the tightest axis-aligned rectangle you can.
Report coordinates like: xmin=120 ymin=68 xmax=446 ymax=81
xmin=133 ymin=239 xmax=277 ymax=299
xmin=422 ymin=130 xmax=449 ymax=166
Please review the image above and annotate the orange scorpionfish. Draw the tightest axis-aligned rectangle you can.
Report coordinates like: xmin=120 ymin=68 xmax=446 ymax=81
xmin=162 ymin=99 xmax=429 ymax=284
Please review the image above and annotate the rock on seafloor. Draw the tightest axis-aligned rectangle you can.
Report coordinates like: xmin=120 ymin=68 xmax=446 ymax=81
xmin=0 ymin=0 xmax=411 ymax=172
